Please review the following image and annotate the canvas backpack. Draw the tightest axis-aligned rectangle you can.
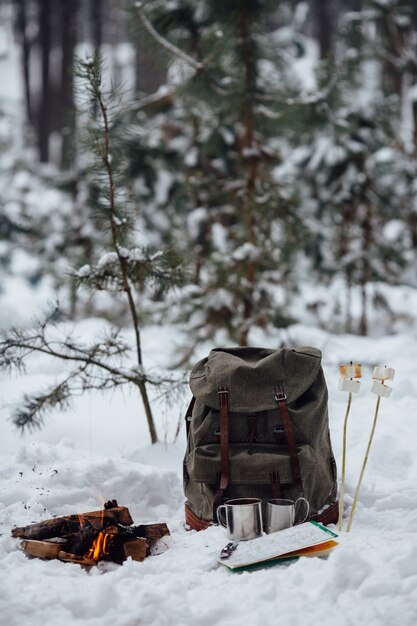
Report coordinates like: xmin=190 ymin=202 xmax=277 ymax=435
xmin=183 ymin=346 xmax=339 ymax=530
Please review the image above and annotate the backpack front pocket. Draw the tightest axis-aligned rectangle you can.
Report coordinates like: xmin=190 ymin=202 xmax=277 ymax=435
xmin=185 ymin=443 xmax=316 ymax=486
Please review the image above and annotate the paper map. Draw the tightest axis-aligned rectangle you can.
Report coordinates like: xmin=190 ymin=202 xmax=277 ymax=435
xmin=219 ymin=521 xmax=338 ymax=570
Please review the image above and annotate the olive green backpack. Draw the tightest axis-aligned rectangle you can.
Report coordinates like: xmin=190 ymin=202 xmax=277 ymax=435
xmin=183 ymin=346 xmax=338 ymax=530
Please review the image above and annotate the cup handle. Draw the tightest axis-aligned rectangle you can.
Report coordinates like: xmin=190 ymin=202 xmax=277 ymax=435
xmin=216 ymin=504 xmax=227 ymax=528
xmin=295 ymin=497 xmax=310 ymax=523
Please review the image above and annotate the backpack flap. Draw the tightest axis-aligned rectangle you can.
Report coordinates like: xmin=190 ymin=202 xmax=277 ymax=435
xmin=190 ymin=346 xmax=322 ymax=412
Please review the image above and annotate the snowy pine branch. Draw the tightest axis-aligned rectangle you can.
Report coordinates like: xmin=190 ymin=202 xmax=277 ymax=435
xmin=0 ymin=308 xmax=187 ymax=433
xmin=76 ymin=247 xmax=186 ymax=294
xmin=13 ymin=381 xmax=72 ymax=432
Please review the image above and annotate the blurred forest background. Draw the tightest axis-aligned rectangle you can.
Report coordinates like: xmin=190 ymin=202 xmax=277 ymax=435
xmin=2 ymin=0 xmax=417 ymax=333
xmin=1 ymin=0 xmax=417 ymax=441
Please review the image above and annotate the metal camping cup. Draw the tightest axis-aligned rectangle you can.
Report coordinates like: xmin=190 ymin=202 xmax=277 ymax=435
xmin=264 ymin=497 xmax=310 ymax=534
xmin=216 ymin=498 xmax=263 ymax=541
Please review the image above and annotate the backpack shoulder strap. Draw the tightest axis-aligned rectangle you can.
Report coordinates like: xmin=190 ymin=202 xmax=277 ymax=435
xmin=213 ymin=386 xmax=230 ymax=520
xmin=275 ymin=385 xmax=303 ymax=493
xmin=184 ymin=396 xmax=196 ymax=438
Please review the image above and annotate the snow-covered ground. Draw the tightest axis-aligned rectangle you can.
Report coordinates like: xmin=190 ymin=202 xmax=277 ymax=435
xmin=1 ymin=319 xmax=417 ymax=626
xmin=1 ymin=16 xmax=416 ymax=625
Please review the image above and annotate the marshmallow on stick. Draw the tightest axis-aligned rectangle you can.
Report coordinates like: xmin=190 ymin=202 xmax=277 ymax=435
xmin=337 ymin=362 xmax=362 ymax=531
xmin=346 ymin=366 xmax=395 ymax=532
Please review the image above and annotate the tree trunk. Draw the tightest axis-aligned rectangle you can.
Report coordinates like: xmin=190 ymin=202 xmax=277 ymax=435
xmin=89 ymin=0 xmax=103 ymax=51
xmin=37 ymin=0 xmax=51 ymax=162
xmin=138 ymin=380 xmax=158 ymax=445
xmin=237 ymin=7 xmax=257 ymax=347
xmin=16 ymin=0 xmax=32 ymax=125
xmin=60 ymin=0 xmax=78 ymax=170
xmin=359 ymin=203 xmax=372 ymax=336
xmin=346 ymin=0 xmax=362 ymax=10
xmin=310 ymin=0 xmax=334 ymax=59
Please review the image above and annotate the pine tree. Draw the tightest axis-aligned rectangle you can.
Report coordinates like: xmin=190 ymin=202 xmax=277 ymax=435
xmin=294 ymin=0 xmax=417 ymax=334
xmin=131 ymin=0 xmax=323 ymax=350
xmin=0 ymin=52 xmax=186 ymax=443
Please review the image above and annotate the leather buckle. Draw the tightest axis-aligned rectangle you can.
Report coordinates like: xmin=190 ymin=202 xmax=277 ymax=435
xmin=274 ymin=385 xmax=287 ymax=402
xmin=273 ymin=424 xmax=286 ymax=444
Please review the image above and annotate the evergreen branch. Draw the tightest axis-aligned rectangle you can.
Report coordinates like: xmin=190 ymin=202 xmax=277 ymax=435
xmin=2 ymin=315 xmax=186 ymax=434
xmin=76 ymin=248 xmax=186 ymax=293
xmin=135 ymin=1 xmax=204 ymax=73
xmin=1 ymin=334 xmax=139 ymax=385
xmin=13 ymin=380 xmax=72 ymax=432
xmin=260 ymin=67 xmax=340 ymax=108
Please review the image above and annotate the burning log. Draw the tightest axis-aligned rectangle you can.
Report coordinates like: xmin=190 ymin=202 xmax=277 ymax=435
xmin=12 ymin=501 xmax=170 ymax=567
xmin=11 ymin=506 xmax=133 ymax=540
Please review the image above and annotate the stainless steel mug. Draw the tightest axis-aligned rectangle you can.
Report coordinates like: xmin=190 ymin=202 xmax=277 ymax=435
xmin=264 ymin=497 xmax=310 ymax=534
xmin=216 ymin=498 xmax=263 ymax=541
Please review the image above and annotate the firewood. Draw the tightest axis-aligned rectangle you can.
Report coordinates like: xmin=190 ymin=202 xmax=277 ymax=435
xmin=70 ymin=523 xmax=98 ymax=556
xmin=11 ymin=506 xmax=133 ymax=540
xmin=21 ymin=539 xmax=65 ymax=560
xmin=58 ymin=551 xmax=97 ymax=566
xmin=122 ymin=538 xmax=148 ymax=562
xmin=132 ymin=523 xmax=170 ymax=543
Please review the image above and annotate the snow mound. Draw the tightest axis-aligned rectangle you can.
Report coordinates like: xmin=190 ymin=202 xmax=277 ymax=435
xmin=0 ymin=440 xmax=183 ymax=531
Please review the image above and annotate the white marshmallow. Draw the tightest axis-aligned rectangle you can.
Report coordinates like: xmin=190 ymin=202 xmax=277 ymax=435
xmin=372 ymin=366 xmax=395 ymax=382
xmin=338 ymin=378 xmax=361 ymax=393
xmin=371 ymin=380 xmax=393 ymax=398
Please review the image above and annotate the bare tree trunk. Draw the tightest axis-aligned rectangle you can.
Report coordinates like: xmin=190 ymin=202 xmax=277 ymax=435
xmin=60 ymin=0 xmax=78 ymax=170
xmin=237 ymin=7 xmax=258 ymax=347
xmin=359 ymin=203 xmax=372 ymax=336
xmin=339 ymin=202 xmax=356 ymax=334
xmin=89 ymin=0 xmax=103 ymax=51
xmin=16 ymin=0 xmax=32 ymax=125
xmin=346 ymin=0 xmax=362 ymax=10
xmin=310 ymin=0 xmax=334 ymax=59
xmin=412 ymin=0 xmax=417 ymax=31
xmin=37 ymin=0 xmax=51 ymax=162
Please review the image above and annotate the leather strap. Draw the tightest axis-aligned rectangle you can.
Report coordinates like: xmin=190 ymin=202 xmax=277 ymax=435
xmin=247 ymin=416 xmax=258 ymax=455
xmin=185 ymin=504 xmax=212 ymax=531
xmin=270 ymin=470 xmax=281 ymax=499
xmin=213 ymin=386 xmax=230 ymax=520
xmin=185 ymin=396 xmax=196 ymax=438
xmin=275 ymin=385 xmax=303 ymax=492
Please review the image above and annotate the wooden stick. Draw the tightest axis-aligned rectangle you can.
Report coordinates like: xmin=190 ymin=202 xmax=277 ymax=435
xmin=338 ymin=392 xmax=352 ymax=531
xmin=346 ymin=395 xmax=381 ymax=532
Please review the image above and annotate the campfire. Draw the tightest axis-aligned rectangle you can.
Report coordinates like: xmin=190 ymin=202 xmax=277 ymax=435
xmin=11 ymin=499 xmax=170 ymax=566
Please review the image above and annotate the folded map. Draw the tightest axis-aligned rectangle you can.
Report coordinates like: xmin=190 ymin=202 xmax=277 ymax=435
xmin=218 ymin=521 xmax=338 ymax=571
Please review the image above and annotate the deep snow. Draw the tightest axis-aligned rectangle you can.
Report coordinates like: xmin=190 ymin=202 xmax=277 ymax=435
xmin=1 ymin=321 xmax=417 ymax=626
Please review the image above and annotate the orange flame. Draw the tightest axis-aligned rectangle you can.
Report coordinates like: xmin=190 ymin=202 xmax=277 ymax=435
xmin=85 ymin=532 xmax=111 ymax=562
